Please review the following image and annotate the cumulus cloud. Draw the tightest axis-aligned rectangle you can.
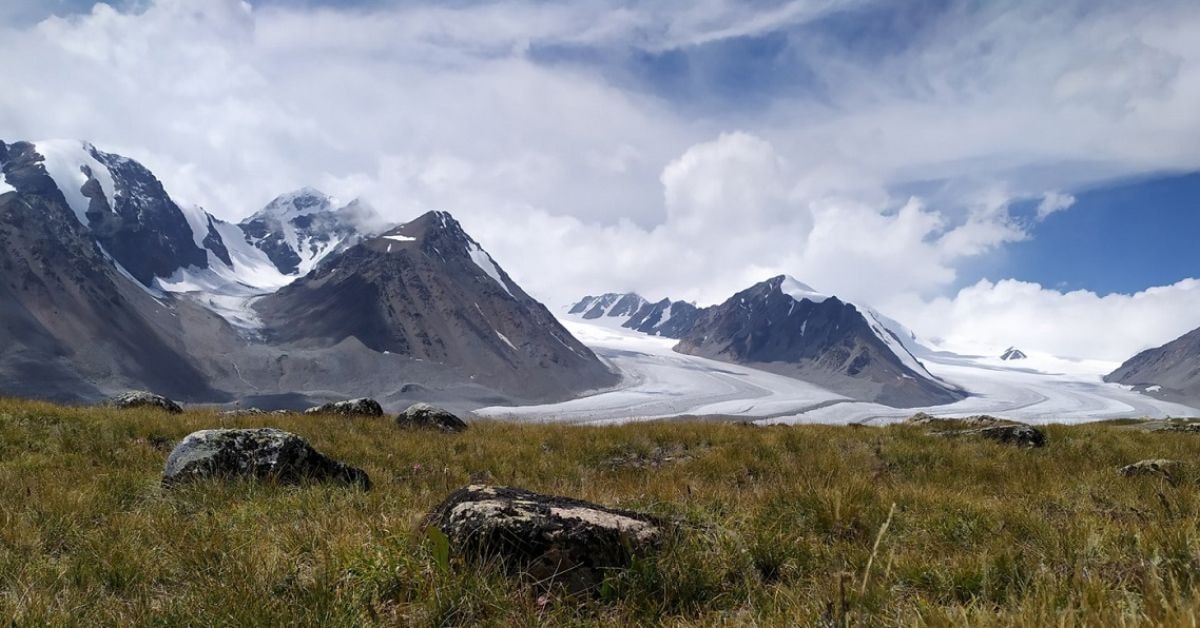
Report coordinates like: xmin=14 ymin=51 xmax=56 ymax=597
xmin=2 ymin=0 xmax=1199 ymax=360
xmin=890 ymin=279 xmax=1200 ymax=363
xmin=1037 ymin=191 xmax=1076 ymax=220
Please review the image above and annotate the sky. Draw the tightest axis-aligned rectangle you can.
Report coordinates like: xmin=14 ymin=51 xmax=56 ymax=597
xmin=2 ymin=0 xmax=1199 ymax=362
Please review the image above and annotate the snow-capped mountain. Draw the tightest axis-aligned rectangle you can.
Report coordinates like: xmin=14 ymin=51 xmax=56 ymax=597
xmin=569 ymin=293 xmax=649 ymax=320
xmin=255 ymin=210 xmax=617 ymax=400
xmin=673 ymin=275 xmax=965 ymax=408
xmin=1001 ymin=347 xmax=1028 ymax=361
xmin=239 ymin=188 xmax=384 ymax=276
xmin=568 ymin=293 xmax=701 ymax=339
xmin=0 ymin=139 xmax=615 ymax=407
xmin=1106 ymin=326 xmax=1200 ymax=405
xmin=623 ymin=298 xmax=702 ymax=338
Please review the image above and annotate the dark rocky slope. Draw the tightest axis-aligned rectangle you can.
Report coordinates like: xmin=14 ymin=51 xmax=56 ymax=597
xmin=674 ymin=276 xmax=965 ymax=408
xmin=255 ymin=211 xmax=617 ymax=402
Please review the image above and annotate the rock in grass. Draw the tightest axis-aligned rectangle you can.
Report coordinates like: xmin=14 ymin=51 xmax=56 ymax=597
xmin=426 ymin=485 xmax=662 ymax=594
xmin=930 ymin=424 xmax=1047 ymax=448
xmin=907 ymin=413 xmax=1015 ymax=427
xmin=109 ymin=391 xmax=183 ymax=414
xmin=303 ymin=398 xmax=383 ymax=417
xmin=162 ymin=428 xmax=370 ymax=489
xmin=1118 ymin=459 xmax=1181 ymax=478
xmin=397 ymin=403 xmax=468 ymax=432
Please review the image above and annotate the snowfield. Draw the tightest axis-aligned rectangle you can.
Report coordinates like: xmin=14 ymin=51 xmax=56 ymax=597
xmin=477 ymin=317 xmax=1200 ymax=425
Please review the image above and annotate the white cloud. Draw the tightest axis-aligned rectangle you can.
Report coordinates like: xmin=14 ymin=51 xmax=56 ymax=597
xmin=891 ymin=278 xmax=1200 ymax=362
xmin=1037 ymin=191 xmax=1076 ymax=220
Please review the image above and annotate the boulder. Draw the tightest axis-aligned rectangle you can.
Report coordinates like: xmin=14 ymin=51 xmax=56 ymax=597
xmin=109 ymin=391 xmax=183 ymax=414
xmin=1118 ymin=459 xmax=1181 ymax=478
xmin=931 ymin=424 xmax=1047 ymax=448
xmin=304 ymin=398 xmax=383 ymax=417
xmin=397 ymin=403 xmax=468 ymax=432
xmin=426 ymin=485 xmax=663 ymax=594
xmin=162 ymin=428 xmax=370 ymax=489
xmin=907 ymin=413 xmax=1015 ymax=428
xmin=218 ymin=408 xmax=291 ymax=417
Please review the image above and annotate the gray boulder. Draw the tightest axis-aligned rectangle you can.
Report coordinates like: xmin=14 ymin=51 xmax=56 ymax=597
xmin=304 ymin=398 xmax=383 ymax=417
xmin=426 ymin=485 xmax=663 ymax=594
xmin=931 ymin=424 xmax=1047 ymax=448
xmin=907 ymin=413 xmax=1016 ymax=428
xmin=397 ymin=403 xmax=468 ymax=432
xmin=109 ymin=391 xmax=183 ymax=414
xmin=1118 ymin=459 xmax=1181 ymax=478
xmin=162 ymin=428 xmax=370 ymax=489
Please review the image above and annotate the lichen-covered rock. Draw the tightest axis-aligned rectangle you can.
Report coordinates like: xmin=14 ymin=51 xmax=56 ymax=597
xmin=304 ymin=398 xmax=383 ymax=417
xmin=1118 ymin=459 xmax=1181 ymax=478
xmin=218 ymin=408 xmax=291 ymax=417
xmin=162 ymin=428 xmax=370 ymax=489
xmin=907 ymin=413 xmax=1015 ymax=428
xmin=397 ymin=403 xmax=468 ymax=432
xmin=931 ymin=424 xmax=1047 ymax=448
xmin=109 ymin=391 xmax=183 ymax=414
xmin=427 ymin=485 xmax=663 ymax=594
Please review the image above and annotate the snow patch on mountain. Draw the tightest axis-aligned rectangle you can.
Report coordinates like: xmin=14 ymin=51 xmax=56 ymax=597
xmin=467 ymin=241 xmax=513 ymax=297
xmin=0 ymin=171 xmax=14 ymax=195
xmin=33 ymin=140 xmax=118 ymax=225
xmin=779 ymin=276 xmax=830 ymax=304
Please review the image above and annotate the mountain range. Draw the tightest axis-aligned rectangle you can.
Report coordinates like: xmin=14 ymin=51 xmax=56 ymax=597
xmin=569 ymin=276 xmax=965 ymax=408
xmin=0 ymin=139 xmax=615 ymax=409
xmin=2 ymin=138 xmax=1193 ymax=416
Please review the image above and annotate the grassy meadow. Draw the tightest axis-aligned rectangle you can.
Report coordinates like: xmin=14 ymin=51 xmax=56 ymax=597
xmin=3 ymin=398 xmax=1200 ymax=625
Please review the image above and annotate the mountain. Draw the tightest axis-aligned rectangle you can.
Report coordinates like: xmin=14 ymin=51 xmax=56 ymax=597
xmin=0 ymin=139 xmax=615 ymax=407
xmin=239 ymin=188 xmax=384 ymax=275
xmin=623 ymin=298 xmax=702 ymax=338
xmin=0 ymin=140 xmax=226 ymax=401
xmin=254 ymin=211 xmax=618 ymax=401
xmin=568 ymin=293 xmax=701 ymax=339
xmin=569 ymin=293 xmax=649 ymax=320
xmin=1000 ymin=347 xmax=1028 ymax=361
xmin=673 ymin=275 xmax=966 ymax=408
xmin=1106 ymin=326 xmax=1200 ymax=404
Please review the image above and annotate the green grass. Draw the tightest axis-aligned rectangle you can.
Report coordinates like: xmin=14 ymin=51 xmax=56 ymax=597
xmin=2 ymin=398 xmax=1200 ymax=625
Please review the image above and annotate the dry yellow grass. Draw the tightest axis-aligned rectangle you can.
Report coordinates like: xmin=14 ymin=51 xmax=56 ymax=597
xmin=2 ymin=397 xmax=1200 ymax=625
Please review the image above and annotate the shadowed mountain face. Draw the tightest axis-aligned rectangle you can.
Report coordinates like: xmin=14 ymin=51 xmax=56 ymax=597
xmin=0 ymin=142 xmax=222 ymax=401
xmin=1107 ymin=327 xmax=1200 ymax=405
xmin=568 ymin=293 xmax=701 ymax=339
xmin=0 ymin=140 xmax=616 ymax=407
xmin=255 ymin=211 xmax=618 ymax=401
xmin=673 ymin=276 xmax=965 ymax=408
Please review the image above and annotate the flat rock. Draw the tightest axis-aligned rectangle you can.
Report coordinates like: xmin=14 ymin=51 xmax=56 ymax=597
xmin=397 ymin=403 xmax=468 ymax=432
xmin=930 ymin=424 xmax=1047 ymax=448
xmin=109 ymin=391 xmax=183 ymax=414
xmin=162 ymin=428 xmax=370 ymax=489
xmin=303 ymin=398 xmax=383 ymax=417
xmin=1118 ymin=459 xmax=1181 ymax=478
xmin=426 ymin=485 xmax=662 ymax=594
xmin=907 ymin=413 xmax=1016 ymax=427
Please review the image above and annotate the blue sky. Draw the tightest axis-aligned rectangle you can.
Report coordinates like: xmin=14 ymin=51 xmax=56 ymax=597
xmin=999 ymin=174 xmax=1200 ymax=295
xmin=2 ymin=0 xmax=1199 ymax=359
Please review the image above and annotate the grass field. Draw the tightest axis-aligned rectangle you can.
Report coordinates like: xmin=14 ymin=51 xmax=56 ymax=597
xmin=2 ymin=398 xmax=1200 ymax=625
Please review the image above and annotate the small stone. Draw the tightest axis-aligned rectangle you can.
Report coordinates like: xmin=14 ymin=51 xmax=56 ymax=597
xmin=1118 ymin=459 xmax=1181 ymax=478
xmin=109 ymin=391 xmax=183 ymax=414
xmin=162 ymin=428 xmax=370 ymax=489
xmin=930 ymin=424 xmax=1047 ymax=448
xmin=397 ymin=403 xmax=468 ymax=432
